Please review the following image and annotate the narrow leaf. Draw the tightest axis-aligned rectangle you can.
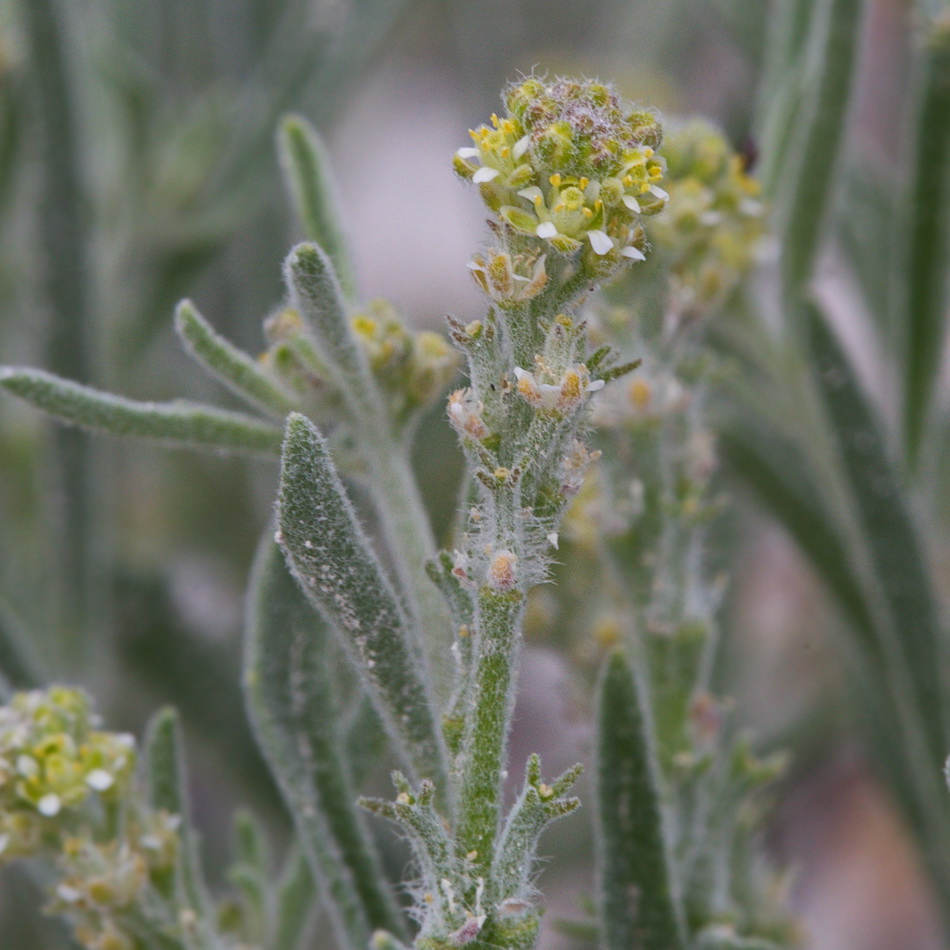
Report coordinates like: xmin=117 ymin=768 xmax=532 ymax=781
xmin=778 ymin=0 xmax=865 ymax=298
xmin=244 ymin=535 xmax=406 ymax=946
xmin=284 ymin=243 xmax=376 ymax=418
xmin=278 ymin=115 xmax=358 ymax=300
xmin=808 ymin=300 xmax=947 ymax=761
xmin=0 ymin=593 xmax=45 ymax=688
xmin=0 ymin=368 xmax=283 ymax=455
xmin=273 ymin=848 xmax=318 ymax=950
xmin=277 ymin=413 xmax=448 ymax=789
xmin=596 ymin=651 xmax=685 ymax=950
xmin=143 ymin=708 xmax=212 ymax=918
xmin=175 ymin=300 xmax=296 ymax=418
xmin=902 ymin=42 xmax=950 ymax=463
xmin=720 ymin=419 xmax=877 ymax=642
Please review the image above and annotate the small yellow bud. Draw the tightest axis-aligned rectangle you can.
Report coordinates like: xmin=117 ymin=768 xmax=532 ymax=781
xmin=630 ymin=378 xmax=652 ymax=409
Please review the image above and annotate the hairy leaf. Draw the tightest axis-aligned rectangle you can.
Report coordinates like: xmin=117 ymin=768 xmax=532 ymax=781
xmin=175 ymin=300 xmax=296 ymax=418
xmin=143 ymin=708 xmax=212 ymax=918
xmin=279 ymin=116 xmax=358 ymax=300
xmin=0 ymin=368 xmax=283 ymax=455
xmin=596 ymin=651 xmax=685 ymax=950
xmin=276 ymin=413 xmax=448 ymax=789
xmin=244 ymin=535 xmax=406 ymax=945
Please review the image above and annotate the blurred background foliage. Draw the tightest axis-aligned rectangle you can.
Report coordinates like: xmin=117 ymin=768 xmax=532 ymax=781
xmin=0 ymin=0 xmax=948 ymax=947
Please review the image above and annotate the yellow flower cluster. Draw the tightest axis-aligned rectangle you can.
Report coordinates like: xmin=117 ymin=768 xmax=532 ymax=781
xmin=48 ymin=812 xmax=181 ymax=950
xmin=455 ymin=77 xmax=666 ymax=267
xmin=263 ymin=302 xmax=458 ymax=425
xmin=351 ymin=299 xmax=460 ymax=422
xmin=0 ymin=688 xmax=135 ymax=860
xmin=651 ymin=120 xmax=765 ymax=311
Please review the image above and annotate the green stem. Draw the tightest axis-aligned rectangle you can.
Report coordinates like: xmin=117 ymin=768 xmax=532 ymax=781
xmin=456 ymin=586 xmax=525 ymax=868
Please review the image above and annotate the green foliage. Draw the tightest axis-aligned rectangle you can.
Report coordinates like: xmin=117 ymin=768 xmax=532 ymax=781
xmin=596 ymin=651 xmax=685 ymax=950
xmin=0 ymin=368 xmax=284 ymax=456
xmin=2 ymin=2 xmax=950 ymax=946
xmin=276 ymin=414 xmax=448 ymax=790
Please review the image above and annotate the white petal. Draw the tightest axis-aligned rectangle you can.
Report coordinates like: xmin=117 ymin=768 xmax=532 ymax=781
xmin=588 ymin=379 xmax=606 ymax=391
xmin=466 ymin=260 xmax=485 ymax=271
xmin=38 ymin=793 xmax=61 ymax=817
xmin=621 ymin=246 xmax=646 ymax=261
xmin=513 ymin=134 xmax=531 ymax=159
xmin=56 ymin=884 xmax=82 ymax=904
xmin=536 ymin=222 xmax=558 ymax=239
xmin=622 ymin=195 xmax=641 ymax=213
xmin=457 ymin=147 xmax=481 ymax=159
xmin=588 ymin=230 xmax=613 ymax=255
xmin=517 ymin=186 xmax=544 ymax=203
xmin=547 ymin=532 xmax=559 ymax=549
xmin=740 ymin=198 xmax=763 ymax=216
xmin=473 ymin=166 xmax=501 ymax=184
xmin=649 ymin=185 xmax=669 ymax=200
xmin=86 ymin=769 xmax=114 ymax=792
xmin=513 ymin=367 xmax=529 ymax=380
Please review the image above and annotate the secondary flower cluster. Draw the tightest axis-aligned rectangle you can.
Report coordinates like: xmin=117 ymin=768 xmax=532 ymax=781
xmin=262 ymin=301 xmax=458 ymax=427
xmin=455 ymin=77 xmax=667 ymax=271
xmin=0 ymin=687 xmax=135 ymax=859
xmin=650 ymin=120 xmax=765 ymax=312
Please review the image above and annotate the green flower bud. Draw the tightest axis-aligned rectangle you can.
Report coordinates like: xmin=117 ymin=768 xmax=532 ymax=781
xmin=351 ymin=300 xmax=459 ymax=424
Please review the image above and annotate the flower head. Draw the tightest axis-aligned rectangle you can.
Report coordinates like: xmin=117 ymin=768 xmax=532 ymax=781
xmin=455 ymin=77 xmax=665 ymax=267
xmin=651 ymin=120 xmax=765 ymax=311
xmin=0 ymin=688 xmax=135 ymax=860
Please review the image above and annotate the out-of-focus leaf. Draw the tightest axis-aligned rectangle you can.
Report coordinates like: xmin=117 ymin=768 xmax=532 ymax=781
xmin=0 ymin=368 xmax=283 ymax=455
xmin=777 ymin=0 xmax=865 ymax=299
xmin=807 ymin=300 xmax=948 ymax=763
xmin=143 ymin=708 xmax=213 ymax=919
xmin=278 ymin=116 xmax=358 ymax=300
xmin=272 ymin=848 xmax=317 ymax=950
xmin=0 ymin=593 xmax=45 ymax=688
xmin=595 ymin=651 xmax=685 ymax=950
xmin=244 ymin=536 xmax=406 ymax=946
xmin=901 ymin=42 xmax=950 ymax=464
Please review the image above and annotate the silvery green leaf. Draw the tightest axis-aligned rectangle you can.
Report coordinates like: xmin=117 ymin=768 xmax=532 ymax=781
xmin=808 ymin=301 xmax=948 ymax=765
xmin=777 ymin=0 xmax=865 ymax=298
xmin=273 ymin=848 xmax=317 ymax=950
xmin=278 ymin=115 xmax=358 ymax=301
xmin=901 ymin=41 xmax=950 ymax=463
xmin=595 ymin=651 xmax=685 ymax=950
xmin=276 ymin=413 xmax=448 ymax=791
xmin=244 ymin=534 xmax=406 ymax=946
xmin=175 ymin=300 xmax=296 ymax=419
xmin=0 ymin=593 xmax=45 ymax=688
xmin=491 ymin=754 xmax=581 ymax=903
xmin=0 ymin=368 xmax=283 ymax=455
xmin=143 ymin=708 xmax=212 ymax=920
xmin=284 ymin=243 xmax=376 ymax=418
